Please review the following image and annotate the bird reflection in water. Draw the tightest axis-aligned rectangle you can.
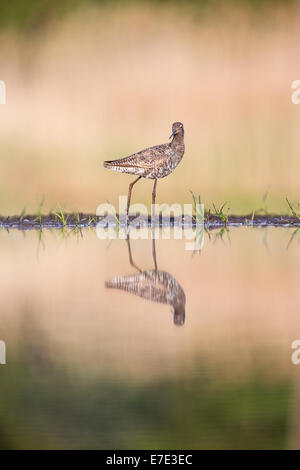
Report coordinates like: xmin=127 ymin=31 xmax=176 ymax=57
xmin=105 ymin=235 xmax=186 ymax=326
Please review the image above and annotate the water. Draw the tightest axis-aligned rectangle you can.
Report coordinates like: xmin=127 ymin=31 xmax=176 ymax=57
xmin=0 ymin=226 xmax=299 ymax=449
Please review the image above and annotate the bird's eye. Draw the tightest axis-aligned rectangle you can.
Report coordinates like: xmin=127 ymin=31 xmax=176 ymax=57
xmin=180 ymin=124 xmax=183 ymax=128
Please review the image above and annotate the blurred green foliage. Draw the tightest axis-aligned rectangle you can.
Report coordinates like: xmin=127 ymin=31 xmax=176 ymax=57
xmin=0 ymin=342 xmax=290 ymax=449
xmin=0 ymin=0 xmax=295 ymax=32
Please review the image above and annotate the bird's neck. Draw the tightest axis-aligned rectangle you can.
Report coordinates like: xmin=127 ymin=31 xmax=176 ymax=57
xmin=170 ymin=133 xmax=184 ymax=157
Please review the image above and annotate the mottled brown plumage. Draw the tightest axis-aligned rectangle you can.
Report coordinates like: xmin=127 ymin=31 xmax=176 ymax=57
xmin=106 ymin=270 xmax=186 ymax=326
xmin=105 ymin=236 xmax=186 ymax=326
xmin=104 ymin=122 xmax=185 ymax=215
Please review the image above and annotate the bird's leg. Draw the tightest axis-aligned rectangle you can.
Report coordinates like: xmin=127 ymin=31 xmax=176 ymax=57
xmin=152 ymin=178 xmax=157 ymax=220
xmin=127 ymin=176 xmax=141 ymax=217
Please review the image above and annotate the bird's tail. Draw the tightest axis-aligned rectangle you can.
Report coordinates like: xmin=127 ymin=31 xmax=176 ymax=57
xmin=103 ymin=159 xmax=139 ymax=175
xmin=103 ymin=160 xmax=123 ymax=172
xmin=103 ymin=160 xmax=114 ymax=168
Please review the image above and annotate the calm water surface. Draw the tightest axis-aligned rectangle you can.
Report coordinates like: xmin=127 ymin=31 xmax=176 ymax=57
xmin=0 ymin=227 xmax=299 ymax=449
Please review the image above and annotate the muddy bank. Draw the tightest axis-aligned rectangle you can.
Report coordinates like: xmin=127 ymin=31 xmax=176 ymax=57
xmin=0 ymin=213 xmax=300 ymax=231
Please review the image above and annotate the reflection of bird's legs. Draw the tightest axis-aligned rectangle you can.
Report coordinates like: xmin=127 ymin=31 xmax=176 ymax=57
xmin=126 ymin=234 xmax=142 ymax=272
xmin=127 ymin=176 xmax=142 ymax=216
xmin=152 ymin=235 xmax=158 ymax=272
xmin=127 ymin=233 xmax=158 ymax=273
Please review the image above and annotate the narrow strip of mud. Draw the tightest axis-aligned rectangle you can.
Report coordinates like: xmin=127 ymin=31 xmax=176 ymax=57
xmin=0 ymin=213 xmax=300 ymax=231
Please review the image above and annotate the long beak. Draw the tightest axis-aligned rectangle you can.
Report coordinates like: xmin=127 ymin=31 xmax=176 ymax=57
xmin=169 ymin=130 xmax=175 ymax=139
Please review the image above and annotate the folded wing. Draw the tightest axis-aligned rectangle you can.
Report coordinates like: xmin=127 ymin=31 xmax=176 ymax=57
xmin=104 ymin=143 xmax=171 ymax=170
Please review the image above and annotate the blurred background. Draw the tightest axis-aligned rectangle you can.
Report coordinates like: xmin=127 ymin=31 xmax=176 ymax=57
xmin=0 ymin=0 xmax=299 ymax=215
xmin=1 ymin=0 xmax=300 ymax=451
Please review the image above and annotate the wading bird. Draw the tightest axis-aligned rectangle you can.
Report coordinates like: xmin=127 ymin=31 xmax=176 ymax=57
xmin=104 ymin=122 xmax=185 ymax=216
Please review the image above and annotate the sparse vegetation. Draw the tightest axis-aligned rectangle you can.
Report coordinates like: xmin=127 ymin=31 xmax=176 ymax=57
xmin=19 ymin=207 xmax=26 ymax=222
xmin=286 ymin=198 xmax=300 ymax=222
xmin=190 ymin=191 xmax=205 ymax=224
xmin=2 ymin=195 xmax=300 ymax=231
xmin=54 ymin=205 xmax=69 ymax=228
xmin=212 ymin=202 xmax=230 ymax=225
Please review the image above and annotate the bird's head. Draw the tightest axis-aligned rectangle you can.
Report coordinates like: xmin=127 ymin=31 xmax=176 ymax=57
xmin=169 ymin=122 xmax=184 ymax=139
xmin=171 ymin=303 xmax=185 ymax=326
